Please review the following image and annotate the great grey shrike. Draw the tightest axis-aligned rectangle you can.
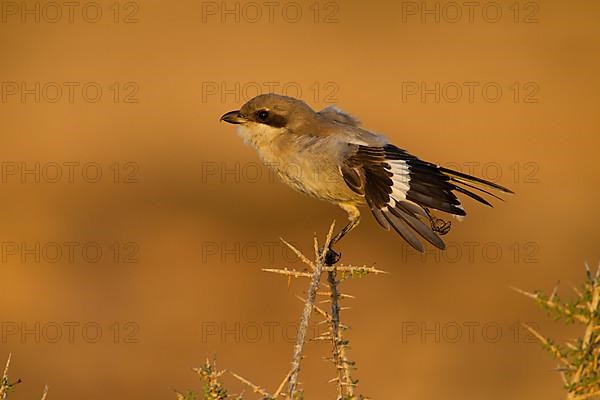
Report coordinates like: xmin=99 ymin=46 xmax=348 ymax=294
xmin=220 ymin=94 xmax=512 ymax=255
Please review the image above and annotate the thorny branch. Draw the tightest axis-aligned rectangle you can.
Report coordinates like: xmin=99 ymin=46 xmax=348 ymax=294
xmin=186 ymin=222 xmax=385 ymax=399
xmin=327 ymin=266 xmax=356 ymax=399
xmin=515 ymin=263 xmax=600 ymax=400
xmin=266 ymin=221 xmax=381 ymax=399
xmin=284 ymin=222 xmax=336 ymax=398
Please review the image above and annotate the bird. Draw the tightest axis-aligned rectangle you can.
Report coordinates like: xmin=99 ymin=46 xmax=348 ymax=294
xmin=220 ymin=93 xmax=512 ymax=258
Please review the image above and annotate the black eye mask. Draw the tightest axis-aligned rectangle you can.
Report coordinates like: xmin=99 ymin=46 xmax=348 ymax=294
xmin=254 ymin=110 xmax=287 ymax=128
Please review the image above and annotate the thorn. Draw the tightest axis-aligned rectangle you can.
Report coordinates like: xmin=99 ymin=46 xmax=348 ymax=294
xmin=230 ymin=371 xmax=272 ymax=398
xmin=585 ymin=261 xmax=593 ymax=282
xmin=273 ymin=371 xmax=292 ymax=398
xmin=510 ymin=286 xmax=538 ymax=300
xmin=549 ymin=281 xmax=560 ymax=301
xmin=570 ymin=283 xmax=583 ymax=298
xmin=312 ymin=336 xmax=333 ymax=342
xmin=262 ymin=268 xmax=313 ymax=279
xmin=3 ymin=353 xmax=12 ymax=380
xmin=40 ymin=385 xmax=49 ymax=400
xmin=280 ymin=237 xmax=315 ymax=269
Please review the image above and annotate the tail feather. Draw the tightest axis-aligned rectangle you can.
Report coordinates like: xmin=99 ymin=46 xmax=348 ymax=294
xmin=440 ymin=167 xmax=514 ymax=194
xmin=449 ymin=177 xmax=505 ymax=202
xmin=453 ymin=185 xmax=493 ymax=207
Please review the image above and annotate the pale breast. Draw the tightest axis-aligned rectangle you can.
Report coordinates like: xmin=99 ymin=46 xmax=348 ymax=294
xmin=257 ymin=134 xmax=362 ymax=204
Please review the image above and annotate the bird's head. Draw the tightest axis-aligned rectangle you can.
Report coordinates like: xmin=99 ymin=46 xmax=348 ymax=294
xmin=220 ymin=94 xmax=319 ymax=146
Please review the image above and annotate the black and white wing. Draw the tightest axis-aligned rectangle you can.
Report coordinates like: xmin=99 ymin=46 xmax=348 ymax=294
xmin=341 ymin=144 xmax=513 ymax=252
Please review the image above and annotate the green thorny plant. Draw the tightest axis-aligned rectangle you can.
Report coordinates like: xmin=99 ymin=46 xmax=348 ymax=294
xmin=0 ymin=354 xmax=47 ymax=400
xmin=514 ymin=263 xmax=600 ymax=400
xmin=180 ymin=222 xmax=386 ymax=400
xmin=176 ymin=359 xmax=241 ymax=400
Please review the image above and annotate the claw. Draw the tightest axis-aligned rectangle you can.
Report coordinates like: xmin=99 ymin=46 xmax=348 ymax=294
xmin=324 ymin=246 xmax=341 ymax=265
xmin=432 ymin=218 xmax=451 ymax=235
xmin=424 ymin=207 xmax=452 ymax=236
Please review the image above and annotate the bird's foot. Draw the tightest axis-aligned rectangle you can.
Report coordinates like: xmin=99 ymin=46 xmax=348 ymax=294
xmin=431 ymin=217 xmax=451 ymax=235
xmin=325 ymin=247 xmax=341 ymax=265
xmin=424 ymin=207 xmax=452 ymax=236
xmin=320 ymin=246 xmax=341 ymax=265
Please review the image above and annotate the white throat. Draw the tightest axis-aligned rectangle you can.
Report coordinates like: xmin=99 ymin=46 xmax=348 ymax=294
xmin=236 ymin=123 xmax=285 ymax=149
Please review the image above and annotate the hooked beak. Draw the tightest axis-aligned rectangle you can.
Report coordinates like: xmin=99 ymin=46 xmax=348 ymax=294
xmin=220 ymin=110 xmax=247 ymax=124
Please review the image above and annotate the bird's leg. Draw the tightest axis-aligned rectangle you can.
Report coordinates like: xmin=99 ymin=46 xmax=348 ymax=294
xmin=332 ymin=215 xmax=360 ymax=245
xmin=324 ymin=204 xmax=361 ymax=265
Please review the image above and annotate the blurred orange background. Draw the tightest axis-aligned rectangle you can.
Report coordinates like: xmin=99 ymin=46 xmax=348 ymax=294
xmin=1 ymin=0 xmax=599 ymax=398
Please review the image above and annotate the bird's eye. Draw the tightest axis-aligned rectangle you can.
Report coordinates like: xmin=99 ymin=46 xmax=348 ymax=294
xmin=256 ymin=110 xmax=269 ymax=121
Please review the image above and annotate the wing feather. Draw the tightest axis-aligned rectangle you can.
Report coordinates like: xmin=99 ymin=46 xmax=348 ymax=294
xmin=341 ymin=143 xmax=512 ymax=252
